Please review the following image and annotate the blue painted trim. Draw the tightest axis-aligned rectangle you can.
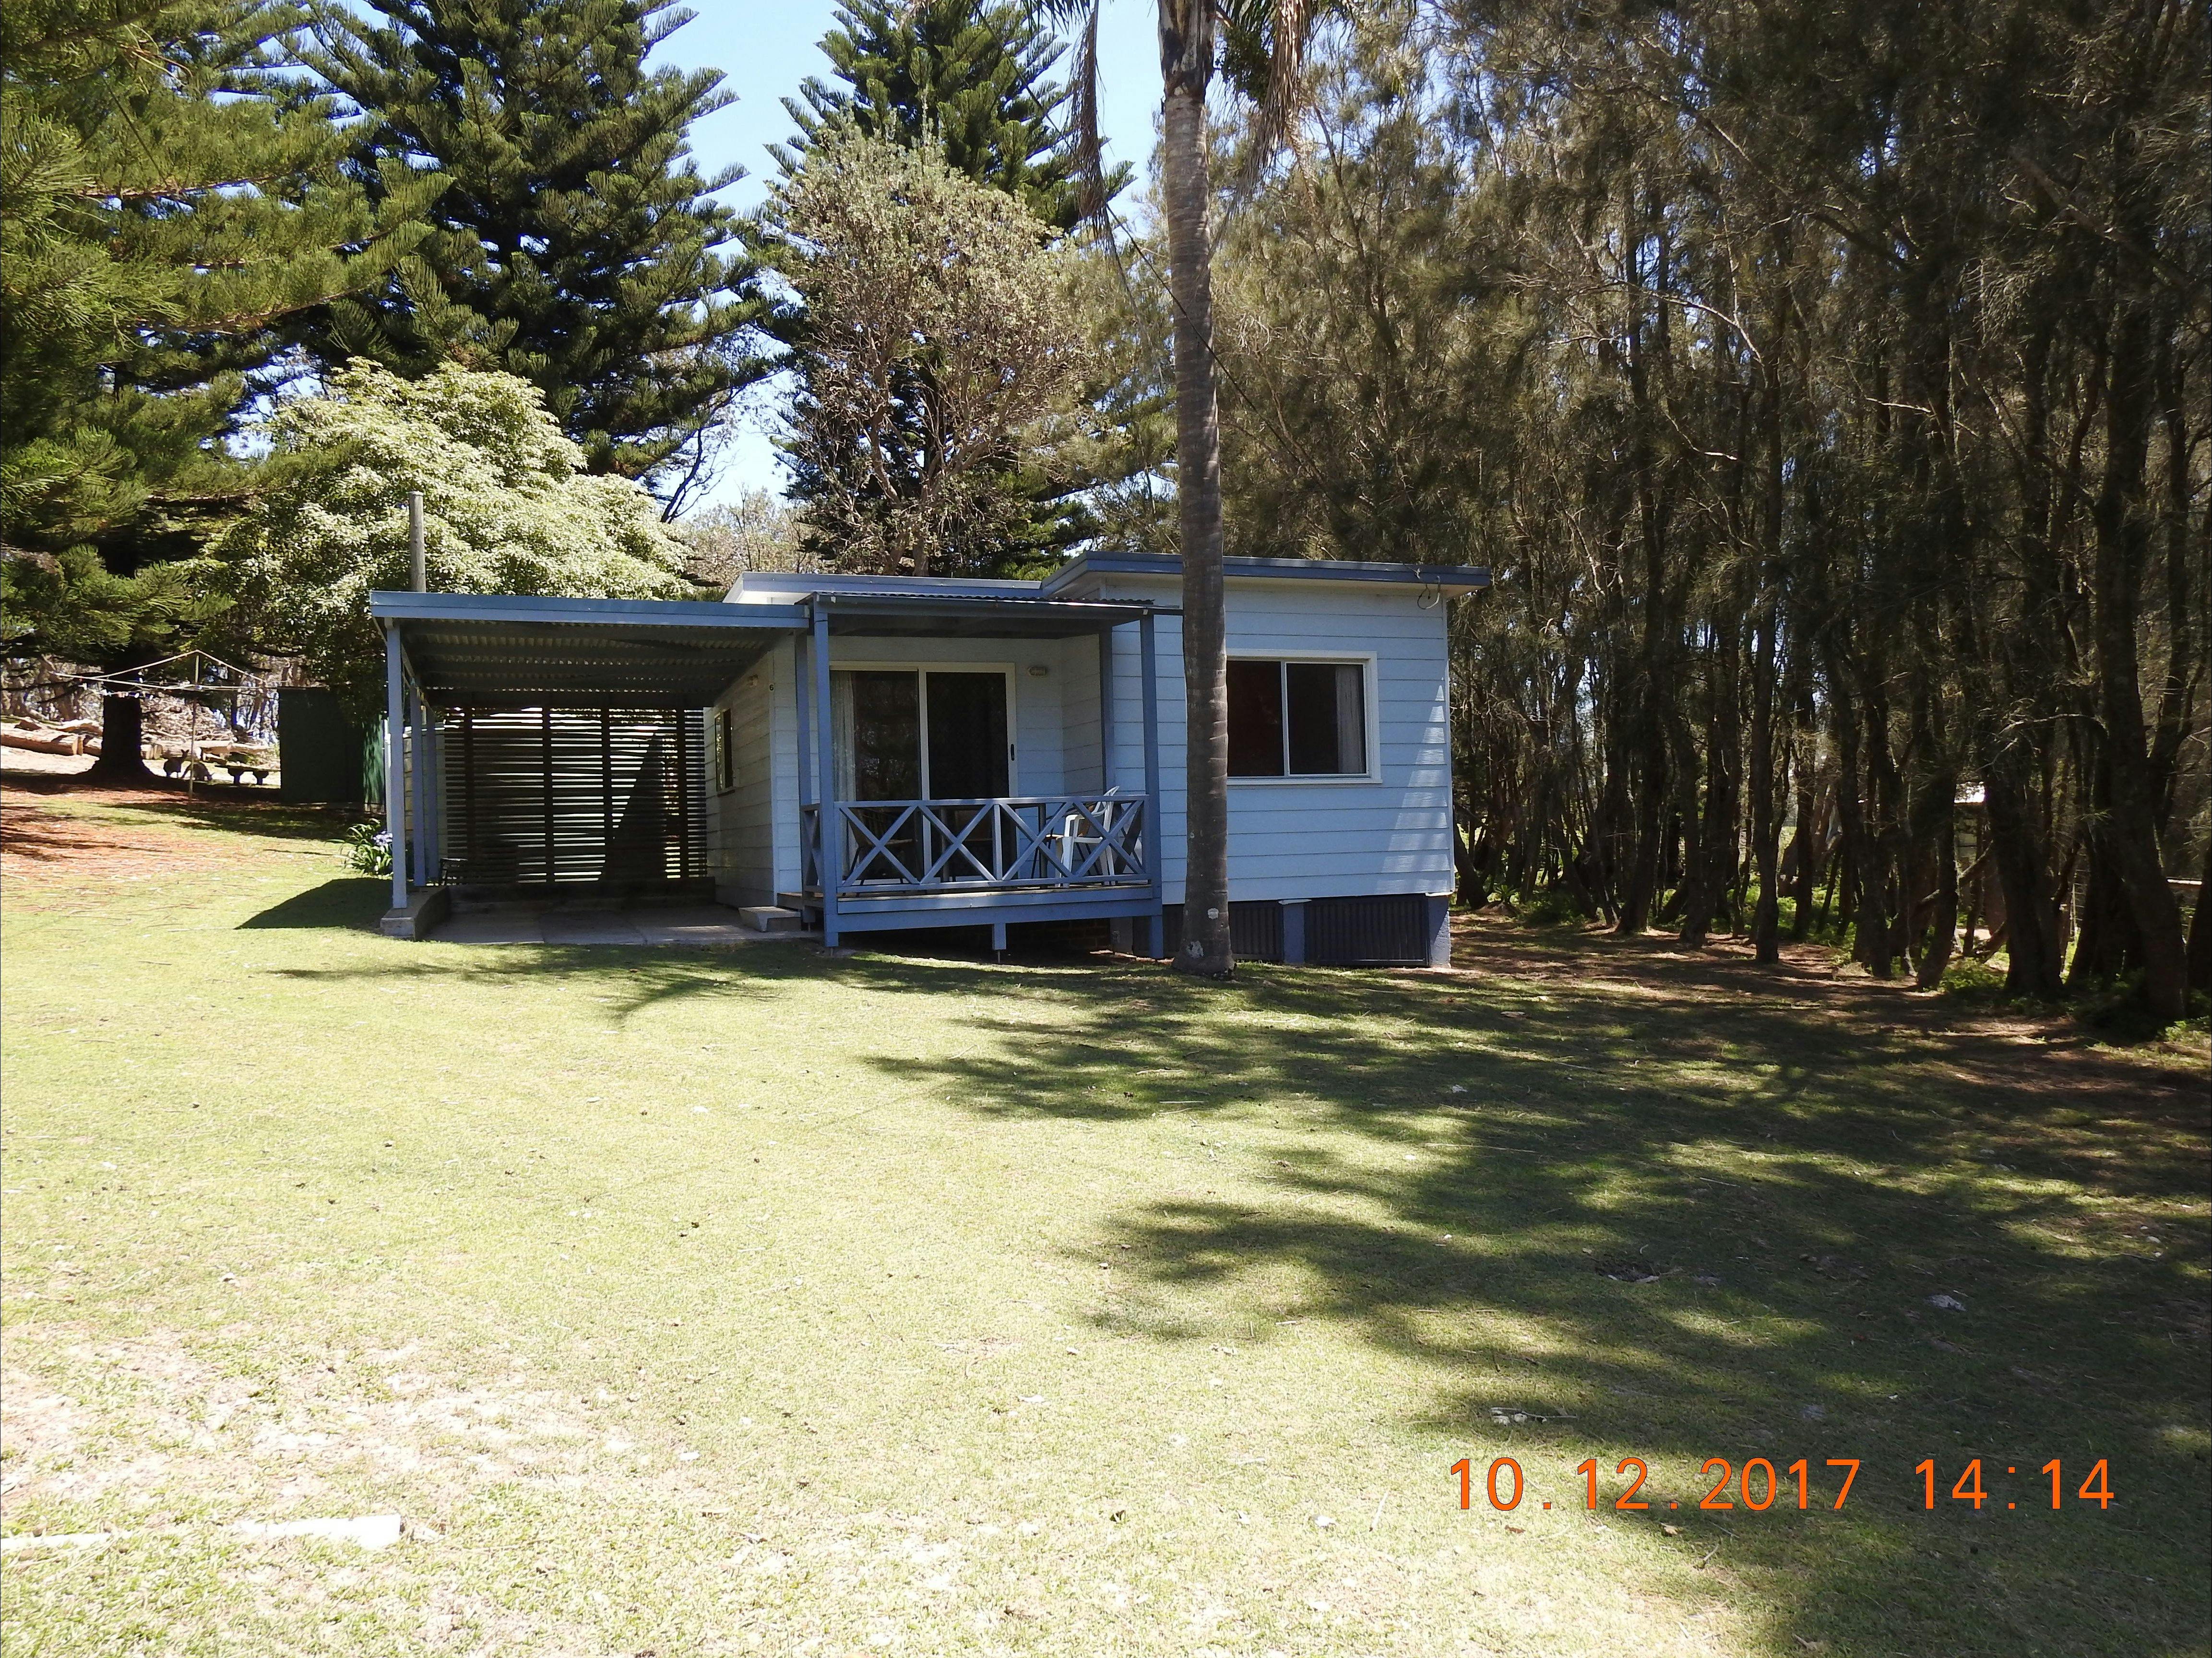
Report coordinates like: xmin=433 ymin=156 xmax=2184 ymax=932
xmin=383 ymin=621 xmax=407 ymax=910
xmin=369 ymin=591 xmax=808 ymax=628
xmin=811 ymin=603 xmax=839 ymax=948
xmin=1425 ymin=894 xmax=1452 ymax=969
xmin=830 ymin=888 xmax=1162 ymax=934
xmin=1138 ymin=610 xmax=1165 ymax=956
xmin=832 ymin=883 xmax=1151 ymax=914
xmin=1281 ymin=899 xmax=1308 ymax=965
xmin=1041 ymin=552 xmax=1491 ymax=597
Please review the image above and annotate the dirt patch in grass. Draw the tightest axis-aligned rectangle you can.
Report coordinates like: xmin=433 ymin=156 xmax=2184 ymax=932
xmin=2 ymin=1326 xmax=615 ymax=1521
xmin=0 ymin=796 xmax=232 ymax=891
xmin=1 ymin=776 xmax=353 ymax=903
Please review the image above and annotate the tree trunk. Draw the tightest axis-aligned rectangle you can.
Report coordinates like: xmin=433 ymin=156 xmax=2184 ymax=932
xmin=1748 ymin=337 xmax=1786 ymax=964
xmin=1788 ymin=766 xmax=1821 ymax=940
xmin=1159 ymin=0 xmax=1232 ymax=977
xmin=1748 ymin=614 xmax=1781 ymax=962
xmin=1914 ymin=803 xmax=1958 ymax=989
xmin=2089 ymin=297 xmax=2188 ymax=1019
xmin=2188 ymin=834 xmax=2212 ymax=995
xmin=1856 ymin=680 xmax=1904 ymax=979
xmin=1982 ymin=760 xmax=2064 ymax=996
xmin=1679 ymin=619 xmax=1741 ymax=947
xmin=85 ymin=694 xmax=154 ymax=782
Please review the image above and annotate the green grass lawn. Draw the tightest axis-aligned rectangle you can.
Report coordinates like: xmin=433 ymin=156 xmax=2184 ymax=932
xmin=3 ymin=783 xmax=2206 ymax=1657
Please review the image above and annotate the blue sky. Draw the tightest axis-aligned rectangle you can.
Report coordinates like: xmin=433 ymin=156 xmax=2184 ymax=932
xmin=655 ymin=2 xmax=1164 ymax=513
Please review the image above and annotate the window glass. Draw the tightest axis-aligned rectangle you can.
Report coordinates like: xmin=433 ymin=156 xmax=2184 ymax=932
xmin=833 ymin=670 xmax=1010 ymax=800
xmin=846 ymin=671 xmax=921 ymax=800
xmin=925 ymin=671 xmax=1010 ymax=798
xmin=1227 ymin=658 xmax=1285 ymax=776
xmin=1286 ymin=662 xmax=1365 ymax=775
xmin=713 ymin=705 xmax=734 ymax=793
xmin=1229 ymin=659 xmax=1367 ymax=777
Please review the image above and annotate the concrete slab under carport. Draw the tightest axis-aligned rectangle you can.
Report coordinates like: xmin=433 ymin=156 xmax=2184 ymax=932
xmin=429 ymin=903 xmax=818 ymax=947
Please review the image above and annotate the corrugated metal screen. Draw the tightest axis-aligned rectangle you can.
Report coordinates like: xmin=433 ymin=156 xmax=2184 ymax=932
xmin=438 ymin=707 xmax=707 ymax=889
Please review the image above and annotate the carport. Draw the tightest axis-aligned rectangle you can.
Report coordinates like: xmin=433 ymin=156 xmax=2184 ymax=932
xmin=370 ymin=591 xmax=807 ymax=936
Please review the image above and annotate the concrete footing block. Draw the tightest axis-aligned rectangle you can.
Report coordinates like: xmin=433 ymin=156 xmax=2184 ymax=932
xmin=379 ymin=887 xmax=450 ymax=940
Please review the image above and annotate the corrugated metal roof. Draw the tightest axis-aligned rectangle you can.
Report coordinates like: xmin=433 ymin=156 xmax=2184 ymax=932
xmin=371 ymin=593 xmax=802 ymax=708
xmin=369 ymin=590 xmax=1163 ymax=708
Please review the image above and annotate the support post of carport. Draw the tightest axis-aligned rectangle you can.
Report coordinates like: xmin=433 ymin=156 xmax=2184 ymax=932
xmin=407 ymin=683 xmax=430 ymax=888
xmin=1139 ymin=608 xmax=1165 ymax=959
xmin=384 ymin=619 xmax=407 ymax=912
xmin=811 ymin=601 xmax=839 ymax=948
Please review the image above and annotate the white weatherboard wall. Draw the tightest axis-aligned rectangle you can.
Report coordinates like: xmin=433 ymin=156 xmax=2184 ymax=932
xmin=1094 ymin=576 xmax=1455 ymax=905
xmin=710 ymin=637 xmax=800 ymax=909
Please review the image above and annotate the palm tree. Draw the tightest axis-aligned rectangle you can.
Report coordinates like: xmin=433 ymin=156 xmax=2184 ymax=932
xmin=1044 ymin=0 xmax=1320 ymax=978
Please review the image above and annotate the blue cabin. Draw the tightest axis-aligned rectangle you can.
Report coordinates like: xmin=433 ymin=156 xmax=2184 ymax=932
xmin=368 ymin=553 xmax=1487 ymax=964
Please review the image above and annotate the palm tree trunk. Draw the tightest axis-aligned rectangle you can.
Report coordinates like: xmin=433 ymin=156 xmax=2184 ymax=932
xmin=1159 ymin=0 xmax=1232 ymax=977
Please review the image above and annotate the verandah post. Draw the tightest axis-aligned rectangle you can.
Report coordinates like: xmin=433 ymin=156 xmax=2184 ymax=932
xmin=1140 ymin=608 xmax=1165 ymax=958
xmin=384 ymin=619 xmax=408 ymax=912
xmin=811 ymin=601 xmax=839 ymax=947
xmin=1096 ymin=623 xmax=1117 ymax=794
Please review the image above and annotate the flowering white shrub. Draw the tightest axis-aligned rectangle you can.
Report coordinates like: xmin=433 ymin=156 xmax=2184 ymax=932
xmin=229 ymin=362 xmax=686 ymax=708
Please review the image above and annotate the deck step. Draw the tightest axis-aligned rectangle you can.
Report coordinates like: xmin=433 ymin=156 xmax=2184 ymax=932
xmin=739 ymin=905 xmax=805 ymax=934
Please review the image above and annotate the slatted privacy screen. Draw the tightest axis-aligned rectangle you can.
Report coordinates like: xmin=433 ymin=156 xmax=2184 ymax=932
xmin=437 ymin=707 xmax=708 ymax=889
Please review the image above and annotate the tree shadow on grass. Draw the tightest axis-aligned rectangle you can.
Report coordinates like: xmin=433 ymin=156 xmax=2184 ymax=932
xmin=238 ymin=877 xmax=390 ymax=929
xmin=262 ymin=936 xmax=834 ymax=1022
xmin=859 ymin=947 xmax=2209 ymax=1656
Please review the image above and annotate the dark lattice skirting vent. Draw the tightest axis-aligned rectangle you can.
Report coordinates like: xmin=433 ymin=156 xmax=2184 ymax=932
xmin=1306 ymin=895 xmax=1430 ymax=965
xmin=1160 ymin=901 xmax=1288 ymax=963
xmin=438 ymin=707 xmax=707 ymax=892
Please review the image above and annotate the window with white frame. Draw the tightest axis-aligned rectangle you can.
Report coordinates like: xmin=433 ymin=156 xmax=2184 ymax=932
xmin=1227 ymin=659 xmax=1368 ymax=778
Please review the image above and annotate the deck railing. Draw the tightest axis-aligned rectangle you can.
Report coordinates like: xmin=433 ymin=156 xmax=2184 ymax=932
xmin=802 ymin=794 xmax=1149 ymax=898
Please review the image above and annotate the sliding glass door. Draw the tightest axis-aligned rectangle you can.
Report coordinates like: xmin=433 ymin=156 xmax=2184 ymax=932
xmin=832 ymin=669 xmax=1012 ymax=883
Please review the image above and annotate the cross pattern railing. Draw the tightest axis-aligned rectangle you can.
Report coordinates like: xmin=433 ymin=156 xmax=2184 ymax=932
xmin=802 ymin=794 xmax=1148 ymax=897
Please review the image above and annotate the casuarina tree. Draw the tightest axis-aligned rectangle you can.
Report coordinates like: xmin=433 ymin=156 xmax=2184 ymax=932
xmin=770 ymin=131 xmax=1090 ymax=578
